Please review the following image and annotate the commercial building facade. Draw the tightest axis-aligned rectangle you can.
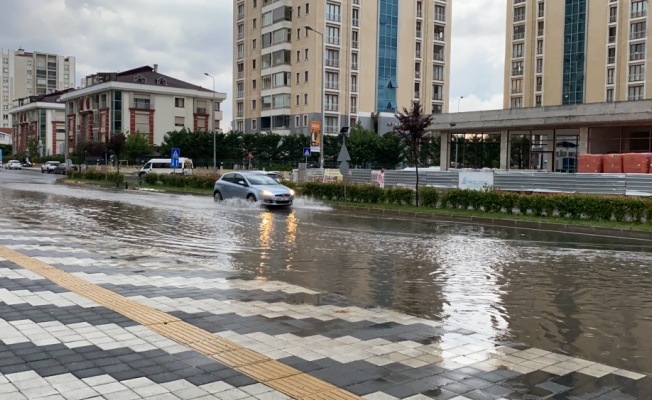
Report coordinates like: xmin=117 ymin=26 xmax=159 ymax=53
xmin=59 ymin=65 xmax=226 ymax=154
xmin=1 ymin=49 xmax=75 ymax=129
xmin=233 ymin=0 xmax=451 ymax=136
xmin=504 ymin=0 xmax=650 ymax=109
xmin=9 ymin=89 xmax=72 ymax=157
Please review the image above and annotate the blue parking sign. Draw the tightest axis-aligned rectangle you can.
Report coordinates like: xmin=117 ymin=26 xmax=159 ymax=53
xmin=171 ymin=148 xmax=180 ymax=168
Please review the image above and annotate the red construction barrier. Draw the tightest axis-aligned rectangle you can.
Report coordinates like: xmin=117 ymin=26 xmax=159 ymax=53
xmin=602 ymin=154 xmax=624 ymax=174
xmin=623 ymin=153 xmax=650 ymax=174
xmin=578 ymin=154 xmax=603 ymax=173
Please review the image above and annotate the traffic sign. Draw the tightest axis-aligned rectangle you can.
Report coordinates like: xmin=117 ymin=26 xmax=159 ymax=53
xmin=0 ymin=149 xmax=3 ymax=162
xmin=171 ymin=148 xmax=180 ymax=169
xmin=337 ymin=142 xmax=351 ymax=162
xmin=339 ymin=160 xmax=349 ymax=177
xmin=303 ymin=147 xmax=311 ymax=157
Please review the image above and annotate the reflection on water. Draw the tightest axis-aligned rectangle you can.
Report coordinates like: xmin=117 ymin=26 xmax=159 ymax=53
xmin=2 ymin=182 xmax=652 ymax=373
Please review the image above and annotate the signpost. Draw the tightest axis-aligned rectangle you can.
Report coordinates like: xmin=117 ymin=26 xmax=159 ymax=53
xmin=337 ymin=142 xmax=351 ymax=201
xmin=171 ymin=148 xmax=180 ymax=173
xmin=303 ymin=147 xmax=311 ymax=165
xmin=0 ymin=149 xmax=3 ymax=167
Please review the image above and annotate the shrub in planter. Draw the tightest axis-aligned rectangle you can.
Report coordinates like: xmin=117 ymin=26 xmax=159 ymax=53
xmin=384 ymin=187 xmax=413 ymax=205
xmin=143 ymin=174 xmax=159 ymax=185
xmin=420 ymin=188 xmax=439 ymax=208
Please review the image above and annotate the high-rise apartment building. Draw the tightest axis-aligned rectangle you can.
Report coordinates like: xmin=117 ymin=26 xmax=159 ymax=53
xmin=504 ymin=0 xmax=652 ymax=109
xmin=1 ymin=49 xmax=76 ymax=128
xmin=233 ymin=0 xmax=451 ymax=136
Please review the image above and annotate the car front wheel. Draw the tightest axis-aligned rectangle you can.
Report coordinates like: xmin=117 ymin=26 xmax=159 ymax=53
xmin=213 ymin=191 xmax=223 ymax=202
xmin=246 ymin=194 xmax=257 ymax=202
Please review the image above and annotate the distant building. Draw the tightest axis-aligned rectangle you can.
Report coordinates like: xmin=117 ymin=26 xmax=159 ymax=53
xmin=0 ymin=128 xmax=12 ymax=146
xmin=1 ymin=48 xmax=75 ymax=129
xmin=59 ymin=65 xmax=227 ymax=150
xmin=9 ymin=89 xmax=72 ymax=156
xmin=233 ymin=0 xmax=452 ymax=136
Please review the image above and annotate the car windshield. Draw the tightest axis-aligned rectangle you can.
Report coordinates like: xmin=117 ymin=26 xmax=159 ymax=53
xmin=246 ymin=175 xmax=279 ymax=185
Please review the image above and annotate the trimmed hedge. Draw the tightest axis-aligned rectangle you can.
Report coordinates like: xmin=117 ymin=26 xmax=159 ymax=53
xmin=69 ymin=169 xmax=124 ymax=184
xmin=141 ymin=173 xmax=220 ymax=190
xmin=299 ymin=183 xmax=652 ymax=224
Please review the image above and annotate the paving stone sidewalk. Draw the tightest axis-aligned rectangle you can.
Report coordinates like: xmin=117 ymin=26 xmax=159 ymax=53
xmin=0 ymin=221 xmax=650 ymax=399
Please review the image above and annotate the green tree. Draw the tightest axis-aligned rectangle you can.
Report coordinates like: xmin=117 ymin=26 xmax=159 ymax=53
xmin=376 ymin=133 xmax=405 ymax=169
xmin=123 ymin=132 xmax=154 ymax=162
xmin=347 ymin=123 xmax=378 ymax=168
xmin=393 ymin=101 xmax=434 ymax=207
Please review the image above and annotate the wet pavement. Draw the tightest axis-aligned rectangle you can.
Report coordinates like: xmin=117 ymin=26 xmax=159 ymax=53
xmin=0 ymin=169 xmax=651 ymax=399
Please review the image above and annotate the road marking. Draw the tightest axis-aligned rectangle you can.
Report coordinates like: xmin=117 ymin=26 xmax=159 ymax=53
xmin=0 ymin=246 xmax=362 ymax=400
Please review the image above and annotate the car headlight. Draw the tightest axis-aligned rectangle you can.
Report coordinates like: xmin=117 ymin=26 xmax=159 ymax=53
xmin=289 ymin=189 xmax=295 ymax=196
xmin=261 ymin=190 xmax=273 ymax=197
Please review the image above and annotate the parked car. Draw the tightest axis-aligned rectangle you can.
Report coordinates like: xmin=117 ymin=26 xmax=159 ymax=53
xmin=213 ymin=172 xmax=294 ymax=207
xmin=53 ymin=163 xmax=76 ymax=175
xmin=6 ymin=160 xmax=22 ymax=170
xmin=41 ymin=161 xmax=60 ymax=173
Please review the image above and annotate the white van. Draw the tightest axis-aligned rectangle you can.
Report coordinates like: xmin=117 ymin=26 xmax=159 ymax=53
xmin=138 ymin=158 xmax=194 ymax=177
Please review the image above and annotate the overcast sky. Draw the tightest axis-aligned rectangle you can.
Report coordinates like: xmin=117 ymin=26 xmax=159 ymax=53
xmin=1 ymin=0 xmax=505 ymax=129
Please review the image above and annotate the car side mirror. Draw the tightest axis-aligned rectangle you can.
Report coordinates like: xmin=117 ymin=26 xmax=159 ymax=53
xmin=238 ymin=180 xmax=247 ymax=186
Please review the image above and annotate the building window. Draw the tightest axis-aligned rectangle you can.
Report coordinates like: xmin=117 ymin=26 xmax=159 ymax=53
xmin=513 ymin=43 xmax=524 ymax=58
xmin=514 ymin=6 xmax=525 ymax=22
xmin=305 ymin=49 xmax=309 ymax=60
xmin=630 ymin=21 xmax=647 ymax=39
xmin=628 ymin=85 xmax=644 ymax=100
xmin=296 ymin=95 xmax=300 ymax=105
xmin=134 ymin=98 xmax=151 ymax=109
xmin=377 ymin=0 xmax=399 ymax=112
xmin=607 ymin=68 xmax=615 ymax=84
xmin=174 ymin=98 xmax=185 ymax=108
xmin=562 ymin=0 xmax=587 ymax=105
xmin=253 ymin=39 xmax=257 ymax=49
xmin=296 ymin=73 xmax=300 ymax=84
xmin=303 ymin=115 xmax=308 ymax=126
xmin=513 ymin=24 xmax=525 ymax=40
xmin=629 ymin=64 xmax=645 ymax=82
xmin=252 ymin=119 xmax=257 ymax=130
xmin=304 ymin=94 xmax=308 ymax=104
xmin=252 ymin=59 xmax=256 ymax=69
xmin=608 ymin=47 xmax=616 ymax=64
xmin=304 ymin=71 xmax=308 ymax=82
xmin=252 ymin=79 xmax=256 ymax=89
xmin=297 ymin=51 xmax=300 ymax=62
xmin=133 ymin=74 xmax=146 ymax=84
xmin=306 ymin=3 xmax=310 ymax=14
xmin=297 ymin=6 xmax=301 ymax=17
xmin=253 ymin=18 xmax=257 ymax=29
xmin=512 ymin=61 xmax=523 ymax=76
xmin=295 ymin=116 xmax=300 ymax=127
xmin=630 ymin=42 xmax=646 ymax=60
xmin=631 ymin=1 xmax=648 ymax=18
xmin=2 ymin=58 xmax=7 ymax=64
xmin=606 ymin=88 xmax=614 ymax=102
xmin=510 ymin=97 xmax=522 ymax=108
xmin=155 ymin=77 xmax=167 ymax=86
xmin=535 ymin=95 xmax=542 ymax=107
xmin=511 ymin=79 xmax=522 ymax=94
xmin=175 ymin=117 xmax=185 ymax=127
xmin=252 ymin=99 xmax=256 ymax=109
xmin=27 ymin=70 xmax=32 ymax=75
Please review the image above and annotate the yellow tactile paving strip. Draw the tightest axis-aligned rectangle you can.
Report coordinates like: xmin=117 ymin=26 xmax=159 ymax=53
xmin=0 ymin=246 xmax=362 ymax=400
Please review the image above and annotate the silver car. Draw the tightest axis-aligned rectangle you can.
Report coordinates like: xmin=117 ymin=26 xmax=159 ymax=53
xmin=6 ymin=160 xmax=22 ymax=170
xmin=214 ymin=172 xmax=294 ymax=206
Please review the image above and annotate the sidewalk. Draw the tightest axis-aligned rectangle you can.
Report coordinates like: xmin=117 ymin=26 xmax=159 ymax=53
xmin=0 ymin=220 xmax=649 ymax=399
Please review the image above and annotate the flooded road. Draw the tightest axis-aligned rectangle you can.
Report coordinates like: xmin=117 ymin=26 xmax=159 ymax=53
xmin=2 ymin=170 xmax=652 ymax=374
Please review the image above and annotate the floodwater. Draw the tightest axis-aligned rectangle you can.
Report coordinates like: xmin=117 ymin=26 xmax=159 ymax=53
xmin=2 ymin=171 xmax=652 ymax=374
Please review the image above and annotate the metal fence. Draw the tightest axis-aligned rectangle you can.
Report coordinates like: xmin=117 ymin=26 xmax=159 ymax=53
xmin=297 ymin=168 xmax=652 ymax=196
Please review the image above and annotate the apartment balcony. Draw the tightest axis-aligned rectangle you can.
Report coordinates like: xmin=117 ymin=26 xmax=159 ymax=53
xmin=512 ymin=69 xmax=523 ymax=76
xmin=325 ymin=125 xmax=338 ymax=133
xmin=326 ymin=13 xmax=341 ymax=22
xmin=351 ymin=62 xmax=358 ymax=70
xmin=326 ymin=36 xmax=341 ymax=45
xmin=352 ymin=41 xmax=359 ymax=49
xmin=631 ymin=52 xmax=646 ymax=61
xmin=325 ymin=81 xmax=340 ymax=90
xmin=536 ymin=48 xmax=542 ymax=55
xmin=511 ymin=88 xmax=523 ymax=94
xmin=237 ymin=32 xmax=244 ymax=40
xmin=435 ymin=13 xmax=446 ymax=22
xmin=607 ymin=77 xmax=614 ymax=84
xmin=432 ymin=94 xmax=443 ymax=101
xmin=608 ymin=56 xmax=616 ymax=64
xmin=351 ymin=84 xmax=358 ymax=92
xmin=133 ymin=103 xmax=152 ymax=110
xmin=514 ymin=14 xmax=525 ymax=22
xmin=514 ymin=0 xmax=525 ymax=3
xmin=413 ymin=91 xmax=420 ymax=99
xmin=536 ymin=85 xmax=542 ymax=91
xmin=538 ymin=10 xmax=544 ymax=18
xmin=352 ymin=18 xmax=359 ymax=27
xmin=415 ymin=70 xmax=421 ymax=79
xmin=237 ymin=13 xmax=244 ymax=20
xmin=237 ymin=71 xmax=244 ymax=79
xmin=610 ymin=15 xmax=617 ymax=23
xmin=609 ymin=35 xmax=616 ymax=43
xmin=434 ymin=32 xmax=445 ymax=41
xmin=629 ymin=74 xmax=645 ymax=82
xmin=514 ymin=52 xmax=524 ymax=58
xmin=632 ymin=10 xmax=647 ymax=18
xmin=433 ymin=74 xmax=444 ymax=81
xmin=630 ymin=31 xmax=646 ymax=40
xmin=196 ymin=107 xmax=208 ymax=114
xmin=628 ymin=94 xmax=644 ymax=101
xmin=350 ymin=106 xmax=357 ymax=113
xmin=237 ymin=52 xmax=244 ymax=60
xmin=537 ymin=29 xmax=543 ymax=36
xmin=513 ymin=32 xmax=525 ymax=40
xmin=236 ymin=111 xmax=244 ymax=117
xmin=416 ymin=50 xmax=422 ymax=58
xmin=236 ymin=91 xmax=244 ymax=98
xmin=325 ymin=58 xmax=340 ymax=67
xmin=417 ymin=10 xmax=423 ymax=18
xmin=433 ymin=53 xmax=444 ymax=61
xmin=352 ymin=0 xmax=359 ymax=4
xmin=607 ymin=96 xmax=614 ymax=102
xmin=431 ymin=105 xmax=443 ymax=114
xmin=416 ymin=30 xmax=422 ymax=38
xmin=325 ymin=104 xmax=339 ymax=112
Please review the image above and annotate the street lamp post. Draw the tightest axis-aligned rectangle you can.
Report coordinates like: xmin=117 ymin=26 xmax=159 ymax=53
xmin=457 ymin=95 xmax=464 ymax=113
xmin=204 ymin=72 xmax=217 ymax=173
xmin=305 ymin=25 xmax=325 ymax=169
